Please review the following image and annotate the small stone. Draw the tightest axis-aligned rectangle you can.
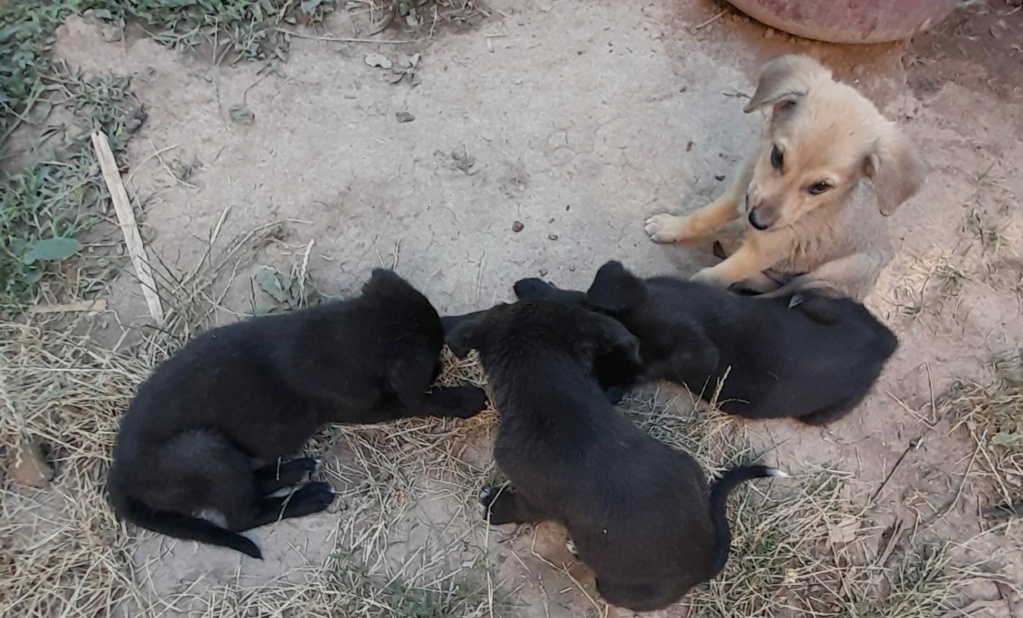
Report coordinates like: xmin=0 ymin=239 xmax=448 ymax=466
xmin=548 ymin=233 xmax=559 ymax=241
xmin=125 ymin=106 xmax=147 ymax=133
xmin=102 ymin=25 xmax=123 ymax=43
xmin=10 ymin=441 xmax=53 ymax=489
xmin=395 ymin=111 xmax=415 ymax=123
xmin=512 ymin=221 xmax=524 ymax=233
xmin=715 ymin=174 xmax=725 ymax=181
xmin=539 ymin=268 xmax=548 ymax=276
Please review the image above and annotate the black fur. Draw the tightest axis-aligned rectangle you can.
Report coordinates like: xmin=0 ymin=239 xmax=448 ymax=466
xmin=446 ymin=300 xmax=781 ymax=611
xmin=514 ymin=261 xmax=898 ymax=423
xmin=107 ymin=270 xmax=487 ymax=559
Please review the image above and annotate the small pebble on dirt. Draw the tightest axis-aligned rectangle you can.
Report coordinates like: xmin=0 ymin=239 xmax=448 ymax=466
xmin=548 ymin=233 xmax=559 ymax=241
xmin=125 ymin=106 xmax=147 ymax=133
xmin=512 ymin=221 xmax=524 ymax=232
xmin=539 ymin=268 xmax=548 ymax=276
xmin=715 ymin=174 xmax=725 ymax=181
xmin=228 ymin=104 xmax=255 ymax=126
xmin=364 ymin=53 xmax=392 ymax=69
xmin=10 ymin=441 xmax=53 ymax=489
xmin=101 ymin=25 xmax=123 ymax=43
xmin=396 ymin=111 xmax=415 ymax=123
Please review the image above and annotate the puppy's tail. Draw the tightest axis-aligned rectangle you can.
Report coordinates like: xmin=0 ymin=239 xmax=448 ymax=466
xmin=117 ymin=498 xmax=263 ymax=559
xmin=708 ymin=465 xmax=787 ymax=576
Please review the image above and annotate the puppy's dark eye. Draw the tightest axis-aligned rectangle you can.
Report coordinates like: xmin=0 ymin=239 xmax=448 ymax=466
xmin=770 ymin=145 xmax=784 ymax=170
xmin=808 ymin=181 xmax=832 ymax=195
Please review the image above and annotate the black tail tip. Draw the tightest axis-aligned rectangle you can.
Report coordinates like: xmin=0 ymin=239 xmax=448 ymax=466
xmin=235 ymin=537 xmax=263 ymax=560
xmin=243 ymin=545 xmax=264 ymax=560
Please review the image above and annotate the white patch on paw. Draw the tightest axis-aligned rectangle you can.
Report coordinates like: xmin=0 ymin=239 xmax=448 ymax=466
xmin=477 ymin=488 xmax=495 ymax=516
xmin=267 ymin=487 xmax=293 ymax=499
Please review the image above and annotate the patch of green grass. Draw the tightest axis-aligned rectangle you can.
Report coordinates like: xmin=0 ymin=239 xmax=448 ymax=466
xmin=1 ymin=66 xmax=134 ymax=310
xmin=104 ymin=0 xmax=336 ymax=62
xmin=0 ymin=1 xmax=338 ymax=312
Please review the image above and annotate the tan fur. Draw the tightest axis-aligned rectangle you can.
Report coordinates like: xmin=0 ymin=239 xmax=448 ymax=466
xmin=645 ymin=55 xmax=926 ymax=300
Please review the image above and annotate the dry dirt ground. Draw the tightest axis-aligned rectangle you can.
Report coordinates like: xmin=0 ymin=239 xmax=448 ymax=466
xmin=5 ymin=0 xmax=1023 ymax=616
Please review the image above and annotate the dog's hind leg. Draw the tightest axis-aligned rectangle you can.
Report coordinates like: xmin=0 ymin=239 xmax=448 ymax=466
xmin=253 ymin=458 xmax=321 ymax=495
xmin=238 ymin=482 xmax=336 ymax=529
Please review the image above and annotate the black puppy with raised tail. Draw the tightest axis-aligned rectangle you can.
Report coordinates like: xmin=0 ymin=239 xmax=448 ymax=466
xmin=108 ymin=270 xmax=487 ymax=559
xmin=445 ymin=300 xmax=784 ymax=612
xmin=514 ymin=261 xmax=898 ymax=424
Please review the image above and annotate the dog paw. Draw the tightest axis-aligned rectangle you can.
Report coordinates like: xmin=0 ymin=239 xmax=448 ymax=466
xmin=478 ymin=482 xmax=515 ymax=522
xmin=443 ymin=386 xmax=488 ymax=418
xmin=478 ymin=483 xmax=506 ymax=510
xmin=603 ymin=385 xmax=626 ymax=405
xmin=294 ymin=457 xmax=321 ymax=478
xmin=690 ymin=267 xmax=727 ymax=287
xmin=644 ymin=214 xmax=692 ymax=243
xmin=513 ymin=278 xmax=554 ymax=300
xmin=286 ymin=482 xmax=336 ymax=517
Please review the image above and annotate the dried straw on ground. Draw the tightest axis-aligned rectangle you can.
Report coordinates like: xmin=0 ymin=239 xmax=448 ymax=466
xmin=0 ymin=304 xmax=974 ymax=618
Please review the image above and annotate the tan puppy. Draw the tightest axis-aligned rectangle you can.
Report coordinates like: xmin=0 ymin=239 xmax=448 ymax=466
xmin=645 ymin=55 xmax=925 ymax=300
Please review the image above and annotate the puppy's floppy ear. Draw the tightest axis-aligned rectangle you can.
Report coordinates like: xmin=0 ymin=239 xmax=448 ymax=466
xmin=591 ymin=314 xmax=642 ymax=369
xmin=387 ymin=346 xmax=438 ymax=409
xmin=587 ymin=261 xmax=646 ymax=314
xmin=743 ymin=55 xmax=829 ymax=119
xmin=863 ymin=127 xmax=926 ymax=216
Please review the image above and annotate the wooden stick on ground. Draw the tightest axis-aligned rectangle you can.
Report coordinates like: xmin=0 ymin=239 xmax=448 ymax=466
xmin=91 ymin=131 xmax=165 ymax=325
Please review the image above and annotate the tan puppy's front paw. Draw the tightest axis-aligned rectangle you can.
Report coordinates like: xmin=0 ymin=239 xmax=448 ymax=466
xmin=644 ymin=214 xmax=695 ymax=243
xmin=690 ymin=266 xmax=729 ymax=287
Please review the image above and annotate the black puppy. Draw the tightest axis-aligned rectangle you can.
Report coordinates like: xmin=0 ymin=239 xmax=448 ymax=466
xmin=514 ymin=261 xmax=898 ymax=425
xmin=108 ymin=270 xmax=487 ymax=559
xmin=445 ymin=300 xmax=783 ymax=612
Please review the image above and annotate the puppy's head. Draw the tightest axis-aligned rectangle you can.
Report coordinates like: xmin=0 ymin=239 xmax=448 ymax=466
xmin=446 ymin=301 xmax=641 ymax=371
xmin=742 ymin=55 xmax=925 ymax=230
xmin=586 ymin=261 xmax=648 ymax=315
xmin=363 ymin=270 xmax=448 ymax=406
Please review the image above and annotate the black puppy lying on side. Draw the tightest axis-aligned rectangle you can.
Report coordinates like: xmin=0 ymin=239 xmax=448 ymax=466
xmin=445 ymin=300 xmax=784 ymax=612
xmin=107 ymin=270 xmax=487 ymax=559
xmin=514 ymin=261 xmax=898 ymax=425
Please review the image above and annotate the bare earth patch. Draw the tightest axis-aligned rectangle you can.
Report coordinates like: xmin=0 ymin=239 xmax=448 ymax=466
xmin=3 ymin=0 xmax=1023 ymax=616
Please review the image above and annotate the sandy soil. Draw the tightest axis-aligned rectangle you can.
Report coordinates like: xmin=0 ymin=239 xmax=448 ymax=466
xmin=25 ymin=0 xmax=1023 ymax=615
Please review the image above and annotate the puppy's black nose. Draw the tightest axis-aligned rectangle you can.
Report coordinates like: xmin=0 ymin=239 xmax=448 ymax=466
xmin=748 ymin=209 xmax=770 ymax=230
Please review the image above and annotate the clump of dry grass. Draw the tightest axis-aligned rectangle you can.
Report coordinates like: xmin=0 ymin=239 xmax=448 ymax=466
xmin=685 ymin=467 xmax=959 ymax=618
xmin=0 ymin=320 xmax=149 ymax=617
xmin=0 ymin=224 xmax=980 ymax=618
xmin=941 ymin=352 xmax=1023 ymax=505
